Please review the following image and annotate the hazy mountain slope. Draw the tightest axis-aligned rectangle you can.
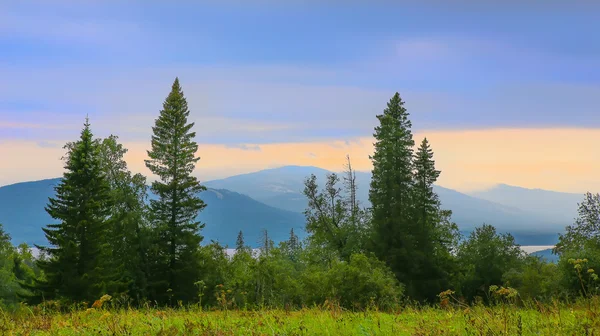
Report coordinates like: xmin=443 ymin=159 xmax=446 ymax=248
xmin=205 ymin=166 xmax=569 ymax=244
xmin=0 ymin=178 xmax=61 ymax=244
xmin=202 ymin=166 xmax=329 ymax=202
xmin=469 ymin=184 xmax=582 ymax=225
xmin=0 ymin=179 xmax=305 ymax=247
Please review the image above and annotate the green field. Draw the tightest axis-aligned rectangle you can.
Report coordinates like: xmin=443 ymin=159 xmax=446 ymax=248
xmin=3 ymin=300 xmax=600 ymax=335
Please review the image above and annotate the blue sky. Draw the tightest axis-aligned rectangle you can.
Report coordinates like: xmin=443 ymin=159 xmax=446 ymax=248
xmin=1 ymin=1 xmax=600 ymax=190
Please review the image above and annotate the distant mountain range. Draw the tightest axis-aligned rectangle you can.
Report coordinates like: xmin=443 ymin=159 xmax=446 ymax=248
xmin=205 ymin=166 xmax=580 ymax=244
xmin=0 ymin=165 xmax=585 ymax=248
xmin=0 ymin=178 xmax=305 ymax=248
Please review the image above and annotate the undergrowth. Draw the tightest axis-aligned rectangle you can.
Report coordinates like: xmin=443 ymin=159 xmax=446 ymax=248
xmin=1 ymin=297 xmax=600 ymax=335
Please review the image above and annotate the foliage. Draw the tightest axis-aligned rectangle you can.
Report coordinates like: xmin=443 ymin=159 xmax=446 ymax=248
xmin=0 ymin=225 xmax=40 ymax=308
xmin=502 ymin=255 xmax=562 ymax=301
xmin=455 ymin=224 xmax=525 ymax=302
xmin=556 ymin=192 xmax=600 ymax=253
xmin=302 ymin=169 xmax=368 ymax=261
xmin=97 ymin=135 xmax=150 ymax=303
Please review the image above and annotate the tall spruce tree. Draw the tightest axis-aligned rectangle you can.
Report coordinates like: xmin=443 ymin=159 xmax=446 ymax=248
xmin=368 ymin=92 xmax=418 ymax=297
xmin=145 ymin=78 xmax=207 ymax=304
xmin=33 ymin=118 xmax=113 ymax=303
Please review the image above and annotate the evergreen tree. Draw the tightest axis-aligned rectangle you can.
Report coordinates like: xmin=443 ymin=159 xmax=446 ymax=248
xmin=145 ymin=78 xmax=207 ymax=304
xmin=411 ymin=138 xmax=457 ymax=300
xmin=236 ymin=231 xmax=245 ymax=253
xmin=368 ymin=92 xmax=418 ymax=297
xmin=413 ymin=138 xmax=440 ymax=230
xmin=32 ymin=118 xmax=113 ymax=303
xmin=286 ymin=228 xmax=301 ymax=262
xmin=288 ymin=228 xmax=299 ymax=252
xmin=98 ymin=135 xmax=150 ymax=302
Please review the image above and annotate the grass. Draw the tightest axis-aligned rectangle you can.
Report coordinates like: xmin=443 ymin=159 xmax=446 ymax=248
xmin=1 ymin=299 xmax=600 ymax=335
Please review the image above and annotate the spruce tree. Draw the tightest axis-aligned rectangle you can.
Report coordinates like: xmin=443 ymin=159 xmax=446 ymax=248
xmin=413 ymin=138 xmax=441 ymax=255
xmin=288 ymin=228 xmax=299 ymax=251
xmin=286 ymin=228 xmax=301 ymax=262
xmin=368 ymin=92 xmax=418 ymax=297
xmin=236 ymin=231 xmax=245 ymax=253
xmin=145 ymin=78 xmax=207 ymax=304
xmin=411 ymin=138 xmax=450 ymax=300
xmin=33 ymin=118 xmax=113 ymax=303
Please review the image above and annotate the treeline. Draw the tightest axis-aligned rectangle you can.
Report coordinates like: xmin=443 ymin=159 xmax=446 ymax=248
xmin=0 ymin=79 xmax=598 ymax=310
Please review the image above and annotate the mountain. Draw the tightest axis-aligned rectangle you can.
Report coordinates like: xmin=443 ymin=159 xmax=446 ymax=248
xmin=203 ymin=165 xmax=332 ymax=211
xmin=1 ymin=166 xmax=580 ymax=248
xmin=206 ymin=166 xmax=569 ymax=245
xmin=204 ymin=166 xmax=369 ymax=212
xmin=469 ymin=184 xmax=582 ymax=227
xmin=0 ymin=179 xmax=305 ymax=248
xmin=0 ymin=178 xmax=61 ymax=244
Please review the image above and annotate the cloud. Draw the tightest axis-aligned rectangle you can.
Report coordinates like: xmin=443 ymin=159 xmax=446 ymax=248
xmin=3 ymin=63 xmax=598 ymax=146
xmin=225 ymin=144 xmax=261 ymax=151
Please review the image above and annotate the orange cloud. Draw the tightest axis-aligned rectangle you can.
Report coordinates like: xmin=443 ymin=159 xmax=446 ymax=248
xmin=2 ymin=128 xmax=600 ymax=194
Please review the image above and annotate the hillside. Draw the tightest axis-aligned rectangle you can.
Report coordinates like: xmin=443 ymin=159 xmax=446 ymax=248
xmin=0 ymin=179 xmax=305 ymax=247
xmin=206 ymin=166 xmax=569 ymax=244
xmin=469 ymin=184 xmax=582 ymax=227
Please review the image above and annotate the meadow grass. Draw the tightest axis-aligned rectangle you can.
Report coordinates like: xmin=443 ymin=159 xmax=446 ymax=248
xmin=1 ymin=298 xmax=600 ymax=335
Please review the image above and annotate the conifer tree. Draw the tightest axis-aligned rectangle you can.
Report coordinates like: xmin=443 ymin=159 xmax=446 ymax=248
xmin=413 ymin=138 xmax=440 ymax=224
xmin=32 ymin=118 xmax=113 ymax=303
xmin=411 ymin=138 xmax=453 ymax=300
xmin=145 ymin=78 xmax=207 ymax=304
xmin=286 ymin=228 xmax=301 ymax=262
xmin=288 ymin=228 xmax=299 ymax=251
xmin=236 ymin=231 xmax=245 ymax=253
xmin=368 ymin=92 xmax=418 ymax=297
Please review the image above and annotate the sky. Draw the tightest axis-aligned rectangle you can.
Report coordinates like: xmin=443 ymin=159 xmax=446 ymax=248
xmin=1 ymin=1 xmax=599 ymax=193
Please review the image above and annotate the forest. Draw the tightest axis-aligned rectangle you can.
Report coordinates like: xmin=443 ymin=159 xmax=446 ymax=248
xmin=1 ymin=78 xmax=599 ymax=334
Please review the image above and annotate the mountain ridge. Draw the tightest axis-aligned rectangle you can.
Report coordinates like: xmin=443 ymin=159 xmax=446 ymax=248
xmin=0 ymin=165 xmax=581 ymax=247
xmin=0 ymin=178 xmax=305 ymax=248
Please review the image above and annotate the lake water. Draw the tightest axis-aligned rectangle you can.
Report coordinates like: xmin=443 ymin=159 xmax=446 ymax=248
xmin=520 ymin=245 xmax=555 ymax=254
